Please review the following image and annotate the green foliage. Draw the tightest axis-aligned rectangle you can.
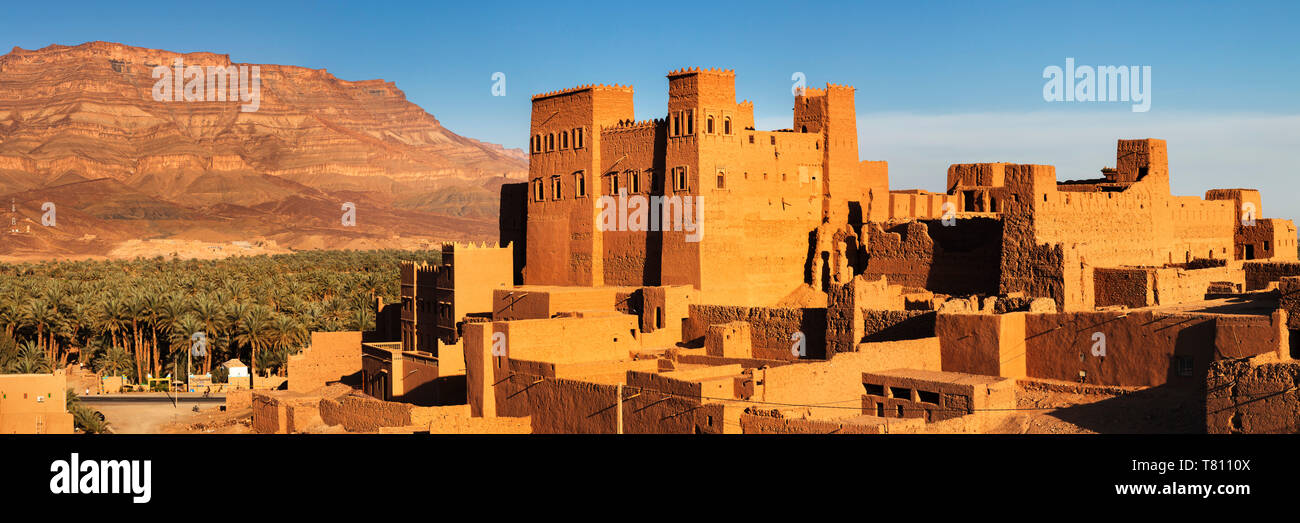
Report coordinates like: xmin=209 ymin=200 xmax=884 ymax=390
xmin=66 ymin=389 xmax=109 ymax=434
xmin=212 ymin=363 xmax=229 ymax=384
xmin=4 ymin=340 xmax=51 ymax=374
xmin=0 ymin=249 xmax=436 ymax=377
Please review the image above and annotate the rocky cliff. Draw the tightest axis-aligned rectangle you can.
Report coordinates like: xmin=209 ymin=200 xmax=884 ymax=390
xmin=0 ymin=41 xmax=526 ymax=259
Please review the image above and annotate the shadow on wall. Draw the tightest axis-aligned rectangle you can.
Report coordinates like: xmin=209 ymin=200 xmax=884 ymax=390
xmin=922 ymin=218 xmax=1002 ymax=295
xmin=1046 ymin=381 xmax=1207 ymax=434
xmin=403 ymin=375 xmax=468 ymax=407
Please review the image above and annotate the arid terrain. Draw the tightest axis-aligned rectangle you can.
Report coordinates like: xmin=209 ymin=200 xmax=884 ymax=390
xmin=0 ymin=41 xmax=526 ymax=261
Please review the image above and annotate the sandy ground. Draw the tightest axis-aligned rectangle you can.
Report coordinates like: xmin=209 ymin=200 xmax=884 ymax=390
xmin=98 ymin=402 xmax=226 ymax=434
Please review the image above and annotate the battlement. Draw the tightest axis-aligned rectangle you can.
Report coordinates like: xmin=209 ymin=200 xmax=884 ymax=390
xmin=666 ymin=66 xmax=735 ymax=77
xmin=531 ymin=83 xmax=635 ymax=101
xmin=601 ymin=118 xmax=665 ymax=133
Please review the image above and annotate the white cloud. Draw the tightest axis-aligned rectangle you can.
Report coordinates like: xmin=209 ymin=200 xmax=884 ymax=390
xmin=759 ymin=111 xmax=1300 ymax=224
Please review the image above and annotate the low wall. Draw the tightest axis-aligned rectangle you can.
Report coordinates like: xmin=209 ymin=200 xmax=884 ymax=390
xmin=1245 ymin=260 xmax=1300 ymax=290
xmin=685 ymin=305 xmax=826 ymax=359
xmin=1206 ymin=355 xmax=1300 ymax=434
xmin=1023 ymin=310 xmax=1286 ymax=387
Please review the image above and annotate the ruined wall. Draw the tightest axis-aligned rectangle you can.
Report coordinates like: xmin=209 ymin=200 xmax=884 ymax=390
xmin=685 ymin=305 xmax=826 ymax=359
xmin=318 ymin=393 xmax=438 ymax=432
xmin=862 ymin=310 xmax=936 ymax=343
xmin=1245 ymin=260 xmax=1300 ymax=290
xmin=997 ymin=142 xmax=1236 ymax=310
xmin=288 ymin=331 xmax=362 ymax=392
xmin=863 ymin=218 xmax=1001 ymax=295
xmin=1281 ymin=276 xmax=1300 ymax=330
xmin=1207 ymin=355 xmax=1300 ymax=434
xmin=1095 ymin=266 xmax=1244 ymax=307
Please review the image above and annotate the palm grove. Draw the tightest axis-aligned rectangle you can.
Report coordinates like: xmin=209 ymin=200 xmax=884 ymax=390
xmin=0 ymin=250 xmax=434 ymax=383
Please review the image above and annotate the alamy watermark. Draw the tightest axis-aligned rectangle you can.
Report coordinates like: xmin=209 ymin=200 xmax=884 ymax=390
xmin=152 ymin=58 xmax=261 ymax=112
xmin=597 ymin=190 xmax=704 ymax=242
xmin=1043 ymin=58 xmax=1151 ymax=112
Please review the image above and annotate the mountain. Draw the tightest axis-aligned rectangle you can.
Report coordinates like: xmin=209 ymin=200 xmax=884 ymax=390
xmin=0 ymin=41 xmax=526 ymax=260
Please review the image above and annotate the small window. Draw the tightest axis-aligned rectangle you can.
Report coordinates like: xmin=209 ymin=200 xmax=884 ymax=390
xmin=716 ymin=169 xmax=726 ymax=189
xmin=770 ymin=136 xmax=776 ymax=145
xmin=1176 ymin=356 xmax=1194 ymax=377
xmin=781 ymin=173 xmax=787 ymax=182
xmin=574 ymin=171 xmax=586 ymax=197
xmin=723 ymin=117 xmax=732 ymax=135
xmin=673 ymin=166 xmax=689 ymax=191
xmin=547 ymin=133 xmax=555 ymax=151
xmin=685 ymin=110 xmax=693 ymax=135
xmin=748 ymin=135 xmax=754 ymax=144
xmin=800 ymin=125 xmax=807 ymax=133
xmin=551 ymin=176 xmax=562 ymax=200
xmin=609 ymin=172 xmax=620 ymax=194
xmin=672 ymin=114 xmax=680 ymax=136
xmin=629 ymin=170 xmax=640 ymax=193
xmin=574 ymin=128 xmax=583 ymax=149
xmin=532 ymin=179 xmax=544 ymax=201
xmin=1264 ymin=241 xmax=1271 ymax=251
xmin=561 ymin=131 xmax=569 ymax=149
xmin=706 ymin=115 xmax=714 ymax=134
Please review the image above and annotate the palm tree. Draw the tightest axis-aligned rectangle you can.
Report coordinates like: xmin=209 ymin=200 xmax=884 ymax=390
xmin=234 ymin=307 xmax=272 ymax=389
xmin=192 ymin=297 xmax=225 ymax=374
xmin=267 ymin=314 xmax=307 ymax=376
xmin=7 ymin=340 xmax=52 ymax=374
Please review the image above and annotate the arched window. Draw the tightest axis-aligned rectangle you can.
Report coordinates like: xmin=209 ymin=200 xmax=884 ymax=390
xmin=724 ymin=117 xmax=731 ymax=135
xmin=574 ymin=171 xmax=586 ymax=197
xmin=706 ymin=116 xmax=714 ymax=134
xmin=561 ymin=131 xmax=569 ymax=149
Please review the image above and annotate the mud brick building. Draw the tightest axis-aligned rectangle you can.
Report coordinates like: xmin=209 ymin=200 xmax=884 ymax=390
xmin=291 ymin=67 xmax=1300 ymax=434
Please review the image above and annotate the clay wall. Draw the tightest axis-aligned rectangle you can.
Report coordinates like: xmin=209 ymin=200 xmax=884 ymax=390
xmin=0 ymin=372 xmax=74 ymax=434
xmin=1022 ymin=310 xmax=1286 ymax=387
xmin=527 ymin=86 xmax=635 ymax=286
xmin=288 ymin=330 xmax=362 ymax=392
xmin=1244 ymin=261 xmax=1300 ymax=290
xmin=757 ymin=338 xmax=941 ymax=420
xmin=1206 ymin=355 xmax=1300 ymax=433
xmin=861 ymin=369 xmax=1015 ymax=426
xmin=685 ymin=305 xmax=826 ymax=359
xmin=936 ymin=312 xmax=1027 ymax=378
xmin=863 ymin=218 xmax=1001 ymax=295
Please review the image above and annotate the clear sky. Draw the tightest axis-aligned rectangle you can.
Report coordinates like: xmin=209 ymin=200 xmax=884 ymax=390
xmin=3 ymin=0 xmax=1298 ymax=221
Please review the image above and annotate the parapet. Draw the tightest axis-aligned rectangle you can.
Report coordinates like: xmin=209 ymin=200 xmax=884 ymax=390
xmin=531 ymin=83 xmax=635 ymax=101
xmin=666 ymin=66 xmax=735 ymax=78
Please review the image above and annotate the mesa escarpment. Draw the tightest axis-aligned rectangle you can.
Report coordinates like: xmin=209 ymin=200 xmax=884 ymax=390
xmin=0 ymin=41 xmax=526 ymax=259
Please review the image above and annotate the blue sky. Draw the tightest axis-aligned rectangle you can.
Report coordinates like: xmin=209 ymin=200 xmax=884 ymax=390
xmin=3 ymin=0 xmax=1298 ymax=220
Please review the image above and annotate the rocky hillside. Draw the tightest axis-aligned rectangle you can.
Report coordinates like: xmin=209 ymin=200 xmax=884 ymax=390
xmin=0 ymin=41 xmax=525 ymax=259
